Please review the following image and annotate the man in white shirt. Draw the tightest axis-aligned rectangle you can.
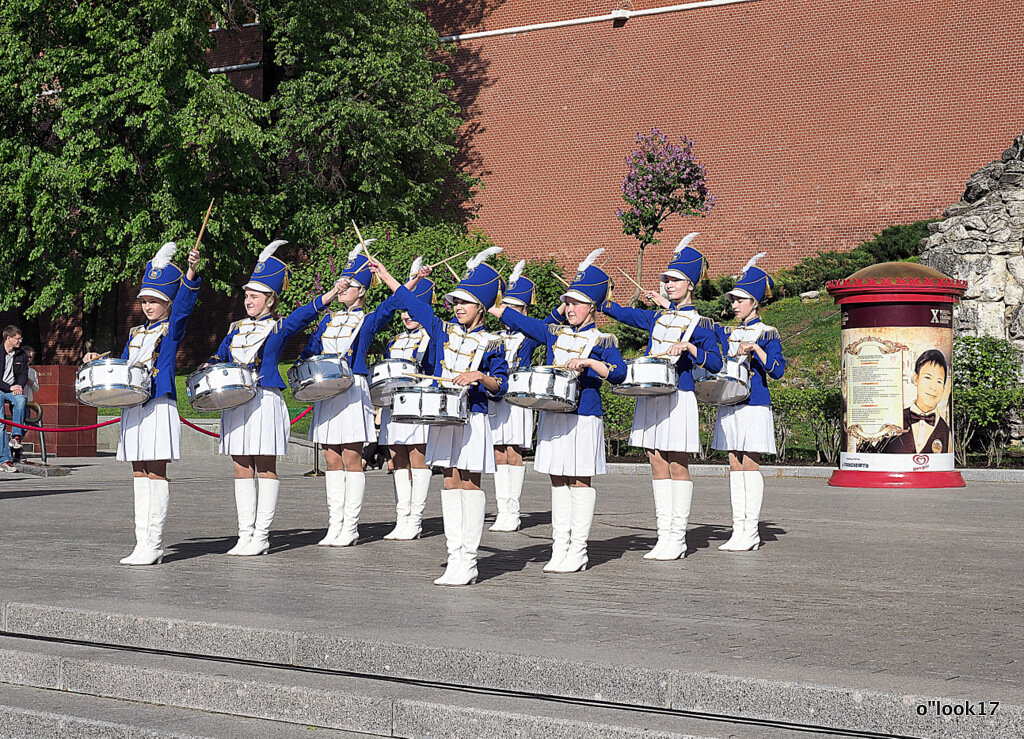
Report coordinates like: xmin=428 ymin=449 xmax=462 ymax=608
xmin=0 ymin=326 xmax=29 ymax=454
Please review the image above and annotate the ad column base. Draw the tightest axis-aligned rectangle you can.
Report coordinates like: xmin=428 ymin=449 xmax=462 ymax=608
xmin=828 ymin=469 xmax=965 ymax=488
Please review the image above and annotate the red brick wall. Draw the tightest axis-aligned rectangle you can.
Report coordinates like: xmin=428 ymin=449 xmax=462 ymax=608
xmin=428 ymin=0 xmax=1024 ymax=285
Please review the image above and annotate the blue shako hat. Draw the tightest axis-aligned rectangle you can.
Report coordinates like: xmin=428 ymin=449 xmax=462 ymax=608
xmin=407 ymin=256 xmax=435 ymax=303
xmin=502 ymin=260 xmax=536 ymax=306
xmin=445 ymin=246 xmax=505 ymax=308
xmin=245 ymin=240 xmax=291 ymax=294
xmin=660 ymin=232 xmax=708 ymax=284
xmin=138 ymin=242 xmax=183 ymax=301
xmin=340 ymin=239 xmax=378 ymax=289
xmin=561 ymin=248 xmax=613 ymax=305
xmin=728 ymin=252 xmax=773 ymax=304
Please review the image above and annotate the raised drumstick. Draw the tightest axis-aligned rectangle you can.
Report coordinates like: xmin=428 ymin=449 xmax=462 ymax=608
xmin=428 ymin=250 xmax=471 ymax=269
xmin=614 ymin=266 xmax=645 ymax=291
xmin=194 ymin=198 xmax=215 ymax=251
xmin=351 ymin=220 xmax=377 ymax=262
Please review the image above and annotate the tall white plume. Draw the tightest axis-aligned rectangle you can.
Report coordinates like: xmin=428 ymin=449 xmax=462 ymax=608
xmin=508 ymin=259 xmax=526 ymax=285
xmin=741 ymin=252 xmax=767 ymax=274
xmin=259 ymin=239 xmax=288 ymax=263
xmin=408 ymin=255 xmax=423 ymax=279
xmin=347 ymin=244 xmax=362 ymax=262
xmin=151 ymin=242 xmax=177 ymax=270
xmin=576 ymin=248 xmax=604 ymax=273
xmin=467 ymin=246 xmax=502 ymax=270
xmin=675 ymin=232 xmax=700 ymax=254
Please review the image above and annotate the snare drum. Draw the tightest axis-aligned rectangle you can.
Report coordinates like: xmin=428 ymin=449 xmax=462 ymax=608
xmin=693 ymin=358 xmax=751 ymax=406
xmin=611 ymin=356 xmax=678 ymax=397
xmin=76 ymin=358 xmax=151 ymax=408
xmin=390 ymin=386 xmax=468 ymax=425
xmin=368 ymin=358 xmax=419 ymax=406
xmin=287 ymin=354 xmax=354 ymax=402
xmin=186 ymin=363 xmax=258 ymax=411
xmin=505 ymin=366 xmax=579 ymax=412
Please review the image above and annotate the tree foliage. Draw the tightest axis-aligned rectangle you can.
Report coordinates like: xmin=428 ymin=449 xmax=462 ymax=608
xmin=0 ymin=0 xmax=466 ymax=320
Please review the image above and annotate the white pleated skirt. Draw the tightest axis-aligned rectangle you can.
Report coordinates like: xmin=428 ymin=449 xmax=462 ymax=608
xmin=309 ymin=375 xmax=375 ymax=445
xmin=219 ymin=387 xmax=290 ymax=457
xmin=426 ymin=411 xmax=495 ymax=473
xmin=118 ymin=396 xmax=180 ymax=462
xmin=379 ymin=407 xmax=429 ymax=446
xmin=534 ymin=412 xmax=606 ymax=477
xmin=488 ymin=399 xmax=534 ymax=449
xmin=713 ymin=403 xmax=777 ymax=454
xmin=629 ymin=389 xmax=699 ymax=452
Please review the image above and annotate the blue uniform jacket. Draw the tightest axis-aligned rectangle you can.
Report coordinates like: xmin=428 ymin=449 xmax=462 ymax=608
xmin=209 ymin=296 xmax=326 ymax=389
xmin=121 ymin=275 xmax=201 ymax=400
xmin=500 ymin=309 xmax=627 ymax=418
xmin=601 ymin=301 xmax=723 ymax=391
xmin=298 ymin=294 xmax=399 ymax=376
xmin=394 ymin=286 xmax=508 ymax=414
xmin=713 ymin=317 xmax=785 ymax=406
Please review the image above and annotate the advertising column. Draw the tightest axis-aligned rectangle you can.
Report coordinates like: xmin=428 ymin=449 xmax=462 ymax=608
xmin=826 ymin=263 xmax=966 ymax=488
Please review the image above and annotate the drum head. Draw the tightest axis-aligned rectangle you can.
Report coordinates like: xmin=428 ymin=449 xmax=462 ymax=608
xmin=610 ymin=384 xmax=676 ymax=398
xmin=292 ymin=376 xmax=354 ymax=403
xmin=77 ymin=386 xmax=150 ymax=408
xmin=189 ymin=386 xmax=256 ymax=411
xmin=505 ymin=393 xmax=576 ymax=412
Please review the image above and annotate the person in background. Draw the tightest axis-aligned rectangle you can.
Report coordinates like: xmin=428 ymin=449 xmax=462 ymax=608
xmin=22 ymin=346 xmax=39 ymax=402
xmin=0 ymin=326 xmax=29 ymax=454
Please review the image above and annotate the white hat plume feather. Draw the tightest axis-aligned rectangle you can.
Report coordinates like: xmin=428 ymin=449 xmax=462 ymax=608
xmin=151 ymin=242 xmax=177 ymax=270
xmin=741 ymin=252 xmax=767 ymax=274
xmin=508 ymin=259 xmax=526 ymax=285
xmin=674 ymin=232 xmax=700 ymax=254
xmin=466 ymin=245 xmax=502 ymax=270
xmin=576 ymin=247 xmax=604 ymax=273
xmin=408 ymin=255 xmax=423 ymax=279
xmin=259 ymin=239 xmax=287 ymax=264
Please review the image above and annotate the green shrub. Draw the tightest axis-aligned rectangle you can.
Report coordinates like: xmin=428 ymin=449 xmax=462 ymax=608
xmin=953 ymin=336 xmax=1023 ymax=466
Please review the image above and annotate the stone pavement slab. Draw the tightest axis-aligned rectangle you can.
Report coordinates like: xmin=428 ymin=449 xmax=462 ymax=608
xmin=0 ymin=456 xmax=1021 ymax=735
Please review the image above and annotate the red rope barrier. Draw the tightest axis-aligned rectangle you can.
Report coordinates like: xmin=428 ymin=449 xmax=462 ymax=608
xmin=0 ymin=417 xmax=121 ymax=433
xmin=0 ymin=406 xmax=313 ymax=438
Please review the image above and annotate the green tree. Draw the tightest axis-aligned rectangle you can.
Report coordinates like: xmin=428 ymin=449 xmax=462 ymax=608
xmin=0 ymin=1 xmax=466 ymax=352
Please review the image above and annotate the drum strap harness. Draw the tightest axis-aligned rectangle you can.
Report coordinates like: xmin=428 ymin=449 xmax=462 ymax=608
xmin=322 ymin=309 xmax=366 ymax=356
xmin=650 ymin=311 xmax=700 ymax=356
xmin=551 ymin=327 xmax=601 ymax=369
xmin=126 ymin=322 xmax=169 ymax=373
xmin=389 ymin=329 xmax=430 ymax=363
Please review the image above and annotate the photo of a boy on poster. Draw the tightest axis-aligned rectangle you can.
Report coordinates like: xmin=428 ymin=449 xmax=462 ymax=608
xmin=877 ymin=349 xmax=950 ymax=455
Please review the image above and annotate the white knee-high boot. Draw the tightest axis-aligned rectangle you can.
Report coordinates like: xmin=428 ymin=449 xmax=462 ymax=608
xmin=396 ymin=468 xmax=431 ymax=540
xmin=120 ymin=476 xmax=151 ymax=564
xmin=644 ymin=479 xmax=673 ymax=560
xmin=737 ymin=470 xmax=763 ymax=551
xmin=333 ymin=471 xmax=365 ymax=546
xmin=718 ymin=471 xmax=746 ymax=551
xmin=490 ymin=463 xmax=510 ymax=531
xmin=237 ymin=477 xmax=278 ymax=556
xmin=505 ymin=463 xmax=525 ymax=529
xmin=135 ymin=478 xmax=170 ymax=565
xmin=227 ymin=477 xmax=258 ymax=555
xmin=384 ymin=468 xmax=413 ymax=540
xmin=434 ymin=488 xmax=464 ymax=585
xmin=552 ymin=486 xmax=595 ymax=573
xmin=450 ymin=488 xmax=485 ymax=586
xmin=543 ymin=485 xmax=571 ymax=572
xmin=319 ymin=470 xmax=345 ymax=545
xmin=652 ymin=479 xmax=691 ymax=561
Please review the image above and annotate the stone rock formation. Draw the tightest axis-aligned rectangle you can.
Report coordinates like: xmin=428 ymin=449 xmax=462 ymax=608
xmin=919 ymin=131 xmax=1024 ymax=347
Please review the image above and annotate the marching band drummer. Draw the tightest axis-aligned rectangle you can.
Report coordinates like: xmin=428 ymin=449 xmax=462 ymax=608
xmin=83 ymin=244 xmax=200 ymax=566
xmin=490 ymin=249 xmax=627 ymax=574
xmin=600 ymin=233 xmax=722 ymax=561
xmin=295 ymin=244 xmax=419 ymax=548
xmin=378 ymin=257 xmax=436 ymax=542
xmin=713 ymin=253 xmax=785 ymax=552
xmin=369 ymin=248 xmax=509 ymax=587
xmin=204 ymin=241 xmax=346 ymax=557
xmin=488 ymin=260 xmax=542 ymax=533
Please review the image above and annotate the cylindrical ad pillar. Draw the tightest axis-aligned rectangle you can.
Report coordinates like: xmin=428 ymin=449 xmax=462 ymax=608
xmin=826 ymin=263 xmax=967 ymax=488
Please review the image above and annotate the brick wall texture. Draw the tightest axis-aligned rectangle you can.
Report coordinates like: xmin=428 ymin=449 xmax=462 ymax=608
xmin=428 ymin=0 xmax=1024 ymax=284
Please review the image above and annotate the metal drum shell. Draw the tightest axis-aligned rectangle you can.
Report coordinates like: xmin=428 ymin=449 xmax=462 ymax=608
xmin=186 ymin=363 xmax=259 ymax=411
xmin=390 ymin=386 xmax=469 ymax=425
xmin=287 ymin=354 xmax=354 ymax=402
xmin=693 ymin=358 xmax=751 ymax=406
xmin=75 ymin=358 xmax=152 ymax=409
xmin=610 ymin=356 xmax=678 ymax=397
xmin=368 ymin=358 xmax=419 ymax=407
xmin=504 ymin=366 xmax=579 ymax=413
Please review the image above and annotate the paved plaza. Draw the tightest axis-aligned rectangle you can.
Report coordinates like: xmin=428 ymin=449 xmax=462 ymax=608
xmin=0 ymin=456 xmax=1020 ymax=737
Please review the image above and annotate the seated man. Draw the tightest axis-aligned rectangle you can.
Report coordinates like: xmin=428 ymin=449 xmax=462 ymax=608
xmin=0 ymin=326 xmax=29 ymax=453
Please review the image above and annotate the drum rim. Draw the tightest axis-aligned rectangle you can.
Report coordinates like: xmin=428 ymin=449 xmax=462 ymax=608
xmin=512 ymin=366 xmax=575 ymax=378
xmin=629 ymin=356 xmax=677 ymax=366
xmin=187 ymin=362 xmax=256 ymax=384
xmin=610 ymin=382 xmax=676 ymax=396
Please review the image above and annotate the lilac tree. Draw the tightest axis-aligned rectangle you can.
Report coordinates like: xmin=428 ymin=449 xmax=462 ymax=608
xmin=617 ymin=129 xmax=715 ymax=300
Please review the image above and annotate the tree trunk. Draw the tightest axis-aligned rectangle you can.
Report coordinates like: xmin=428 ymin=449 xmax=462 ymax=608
xmin=630 ymin=244 xmax=646 ymax=306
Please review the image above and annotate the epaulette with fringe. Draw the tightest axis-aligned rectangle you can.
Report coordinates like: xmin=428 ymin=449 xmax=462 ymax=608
xmin=547 ymin=323 xmax=562 ymax=336
xmin=759 ymin=326 xmax=780 ymax=342
xmin=594 ymin=332 xmax=619 ymax=349
xmin=697 ymin=315 xmax=715 ymax=331
xmin=229 ymin=319 xmax=245 ymax=333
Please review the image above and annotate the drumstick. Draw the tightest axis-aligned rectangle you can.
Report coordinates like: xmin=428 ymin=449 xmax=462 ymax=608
xmin=614 ymin=266 xmax=646 ymax=292
xmin=428 ymin=250 xmax=471 ymax=270
xmin=553 ymin=273 xmax=570 ymax=287
xmin=351 ymin=220 xmax=377 ymax=262
xmin=193 ymin=198 xmax=215 ymax=252
xmin=443 ymin=262 xmax=461 ymax=280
